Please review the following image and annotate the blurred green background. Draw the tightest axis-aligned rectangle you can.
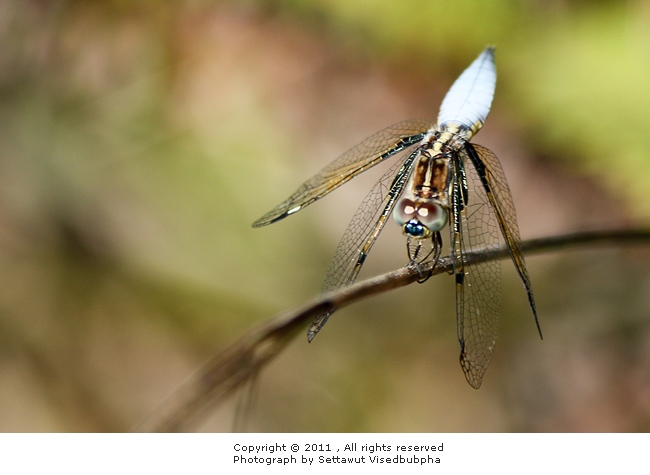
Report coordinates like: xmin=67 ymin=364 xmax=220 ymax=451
xmin=1 ymin=0 xmax=650 ymax=431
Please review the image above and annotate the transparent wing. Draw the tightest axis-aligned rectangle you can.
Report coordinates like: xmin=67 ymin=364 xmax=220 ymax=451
xmin=252 ymin=120 xmax=432 ymax=227
xmin=322 ymin=150 xmax=419 ymax=292
xmin=453 ymin=143 xmax=539 ymax=388
xmin=307 ymin=147 xmax=421 ymax=340
xmin=451 ymin=148 xmax=501 ymax=389
xmin=466 ymin=144 xmax=539 ymax=334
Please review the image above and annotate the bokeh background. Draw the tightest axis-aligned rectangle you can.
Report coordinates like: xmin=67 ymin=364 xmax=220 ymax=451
xmin=2 ymin=0 xmax=650 ymax=432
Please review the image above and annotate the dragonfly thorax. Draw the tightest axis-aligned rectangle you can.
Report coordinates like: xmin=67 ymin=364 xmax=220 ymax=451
xmin=392 ymin=197 xmax=448 ymax=239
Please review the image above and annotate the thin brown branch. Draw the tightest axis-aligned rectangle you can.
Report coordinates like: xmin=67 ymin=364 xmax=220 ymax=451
xmin=135 ymin=229 xmax=650 ymax=432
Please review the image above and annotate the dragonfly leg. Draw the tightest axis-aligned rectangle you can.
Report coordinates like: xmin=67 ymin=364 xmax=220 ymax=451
xmin=407 ymin=232 xmax=442 ymax=283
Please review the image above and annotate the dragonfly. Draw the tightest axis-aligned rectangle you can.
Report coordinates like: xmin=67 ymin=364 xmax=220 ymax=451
xmin=253 ymin=47 xmax=541 ymax=389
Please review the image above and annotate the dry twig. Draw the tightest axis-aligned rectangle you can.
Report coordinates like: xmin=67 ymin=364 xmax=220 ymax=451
xmin=136 ymin=229 xmax=650 ymax=432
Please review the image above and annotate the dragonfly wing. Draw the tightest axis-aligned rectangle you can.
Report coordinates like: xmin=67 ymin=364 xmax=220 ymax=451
xmin=451 ymin=150 xmax=501 ymax=389
xmin=307 ymin=146 xmax=422 ymax=340
xmin=252 ymin=120 xmax=432 ymax=227
xmin=465 ymin=144 xmax=540 ymax=335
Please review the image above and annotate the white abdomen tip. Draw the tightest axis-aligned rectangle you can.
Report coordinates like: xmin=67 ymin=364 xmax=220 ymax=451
xmin=437 ymin=47 xmax=496 ymax=136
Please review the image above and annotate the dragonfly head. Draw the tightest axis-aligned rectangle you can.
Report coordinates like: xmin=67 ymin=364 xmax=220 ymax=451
xmin=393 ymin=197 xmax=447 ymax=239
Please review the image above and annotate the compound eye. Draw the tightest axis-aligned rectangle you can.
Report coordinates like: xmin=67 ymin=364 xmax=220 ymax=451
xmin=415 ymin=202 xmax=448 ymax=232
xmin=404 ymin=220 xmax=427 ymax=238
xmin=392 ymin=198 xmax=417 ymax=226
